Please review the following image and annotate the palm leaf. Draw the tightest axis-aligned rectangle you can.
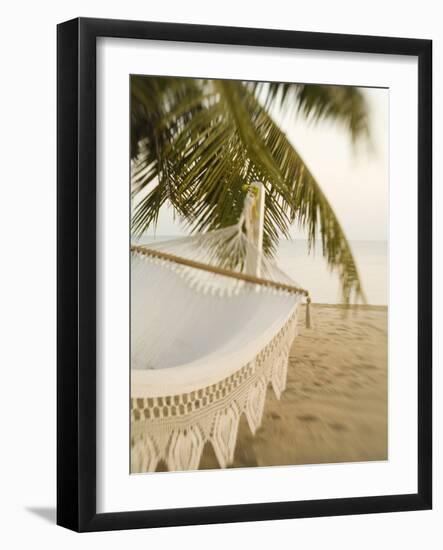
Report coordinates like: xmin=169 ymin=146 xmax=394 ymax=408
xmin=248 ymin=81 xmax=369 ymax=142
xmin=130 ymin=76 xmax=369 ymax=303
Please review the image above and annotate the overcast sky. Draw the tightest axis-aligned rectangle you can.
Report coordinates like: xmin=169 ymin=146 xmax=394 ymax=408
xmin=137 ymin=86 xmax=389 ymax=242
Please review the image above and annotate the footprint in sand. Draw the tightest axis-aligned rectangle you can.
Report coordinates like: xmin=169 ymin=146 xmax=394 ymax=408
xmin=328 ymin=422 xmax=348 ymax=432
xmin=359 ymin=363 xmax=378 ymax=370
xmin=297 ymin=414 xmax=318 ymax=422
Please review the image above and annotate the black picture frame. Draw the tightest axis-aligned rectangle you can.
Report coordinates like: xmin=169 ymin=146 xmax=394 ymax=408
xmin=57 ymin=17 xmax=432 ymax=532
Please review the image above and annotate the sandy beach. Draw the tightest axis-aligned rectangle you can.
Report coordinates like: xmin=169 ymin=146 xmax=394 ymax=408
xmin=200 ymin=303 xmax=388 ymax=469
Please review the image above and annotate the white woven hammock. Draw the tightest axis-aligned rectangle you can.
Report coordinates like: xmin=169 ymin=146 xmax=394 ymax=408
xmin=131 ymin=185 xmax=309 ymax=473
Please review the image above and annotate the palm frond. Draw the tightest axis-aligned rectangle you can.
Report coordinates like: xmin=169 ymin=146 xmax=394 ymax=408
xmin=130 ymin=76 xmax=369 ymax=302
xmin=248 ymin=81 xmax=370 ymax=142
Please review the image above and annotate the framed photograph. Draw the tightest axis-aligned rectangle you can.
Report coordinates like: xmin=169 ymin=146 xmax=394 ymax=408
xmin=57 ymin=17 xmax=432 ymax=531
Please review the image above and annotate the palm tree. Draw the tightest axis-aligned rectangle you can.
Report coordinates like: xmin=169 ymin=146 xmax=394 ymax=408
xmin=131 ymin=76 xmax=370 ymax=303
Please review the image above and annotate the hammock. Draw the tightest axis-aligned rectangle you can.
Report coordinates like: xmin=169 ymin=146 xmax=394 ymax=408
xmin=131 ymin=185 xmax=310 ymax=473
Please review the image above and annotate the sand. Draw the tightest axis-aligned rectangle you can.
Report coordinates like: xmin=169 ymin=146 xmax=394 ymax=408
xmin=200 ymin=304 xmax=388 ymax=469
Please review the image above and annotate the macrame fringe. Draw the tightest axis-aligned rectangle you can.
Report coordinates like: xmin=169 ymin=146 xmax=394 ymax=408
xmin=131 ymin=313 xmax=298 ymax=472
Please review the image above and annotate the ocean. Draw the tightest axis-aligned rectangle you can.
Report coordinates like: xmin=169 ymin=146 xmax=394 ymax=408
xmin=134 ymin=236 xmax=388 ymax=306
xmin=276 ymin=239 xmax=387 ymax=305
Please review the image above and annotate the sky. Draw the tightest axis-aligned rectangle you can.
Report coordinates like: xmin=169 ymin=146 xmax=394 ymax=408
xmin=136 ymin=86 xmax=389 ymax=242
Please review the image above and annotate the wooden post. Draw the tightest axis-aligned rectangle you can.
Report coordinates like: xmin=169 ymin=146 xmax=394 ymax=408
xmin=245 ymin=182 xmax=265 ymax=277
xmin=252 ymin=181 xmax=265 ymax=255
